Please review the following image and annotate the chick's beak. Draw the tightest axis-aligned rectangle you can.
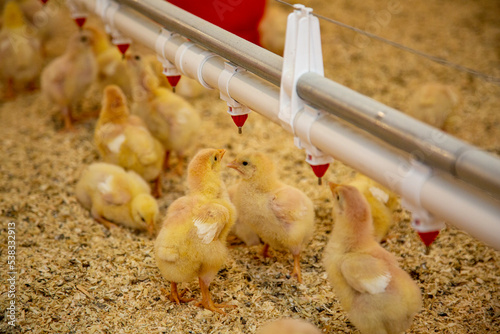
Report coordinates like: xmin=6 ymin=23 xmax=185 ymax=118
xmin=328 ymin=182 xmax=339 ymax=192
xmin=226 ymin=160 xmax=239 ymax=172
xmin=217 ymin=149 xmax=226 ymax=161
xmin=146 ymin=220 xmax=155 ymax=236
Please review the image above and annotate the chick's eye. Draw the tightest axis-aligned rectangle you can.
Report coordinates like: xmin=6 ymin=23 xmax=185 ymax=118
xmin=336 ymin=195 xmax=340 ymax=201
xmin=140 ymin=216 xmax=146 ymax=223
xmin=214 ymin=156 xmax=218 ymax=161
xmin=134 ymin=55 xmax=141 ymax=60
xmin=80 ymin=36 xmax=88 ymax=43
xmin=242 ymin=161 xmax=248 ymax=166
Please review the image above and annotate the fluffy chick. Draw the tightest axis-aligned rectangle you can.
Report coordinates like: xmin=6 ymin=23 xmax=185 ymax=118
xmin=347 ymin=173 xmax=399 ymax=243
xmin=154 ymin=148 xmax=236 ymax=314
xmin=227 ymin=151 xmax=314 ymax=283
xmin=94 ymin=85 xmax=164 ymax=197
xmin=85 ymin=24 xmax=132 ymax=97
xmin=41 ymin=28 xmax=97 ymax=131
xmin=257 ymin=318 xmax=321 ymax=334
xmin=323 ymin=183 xmax=422 ymax=334
xmin=0 ymin=1 xmax=42 ymax=99
xmin=144 ymin=54 xmax=206 ymax=99
xmin=406 ymin=82 xmax=459 ymax=129
xmin=127 ymin=53 xmax=201 ymax=174
xmin=75 ymin=162 xmax=158 ymax=234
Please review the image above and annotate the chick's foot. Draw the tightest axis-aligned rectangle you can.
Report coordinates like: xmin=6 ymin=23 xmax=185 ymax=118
xmin=162 ymin=283 xmax=193 ymax=305
xmin=196 ymin=278 xmax=236 ymax=315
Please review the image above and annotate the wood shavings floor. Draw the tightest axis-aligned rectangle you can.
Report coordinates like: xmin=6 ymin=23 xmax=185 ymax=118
xmin=1 ymin=0 xmax=499 ymax=333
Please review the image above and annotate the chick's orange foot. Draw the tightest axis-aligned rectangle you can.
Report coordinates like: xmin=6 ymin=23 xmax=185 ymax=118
xmin=291 ymin=254 xmax=303 ymax=283
xmin=196 ymin=278 xmax=236 ymax=315
xmin=162 ymin=283 xmax=193 ymax=305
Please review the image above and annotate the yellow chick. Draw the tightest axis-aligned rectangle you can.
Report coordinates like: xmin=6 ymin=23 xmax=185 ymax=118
xmin=406 ymin=82 xmax=459 ymax=129
xmin=34 ymin=1 xmax=76 ymax=60
xmin=40 ymin=28 xmax=97 ymax=131
xmin=85 ymin=24 xmax=132 ymax=97
xmin=323 ymin=183 xmax=422 ymax=334
xmin=94 ymin=85 xmax=164 ymax=197
xmin=227 ymin=151 xmax=314 ymax=283
xmin=0 ymin=1 xmax=42 ymax=99
xmin=154 ymin=148 xmax=236 ymax=314
xmin=144 ymin=54 xmax=206 ymax=99
xmin=257 ymin=318 xmax=321 ymax=334
xmin=75 ymin=162 xmax=158 ymax=234
xmin=127 ymin=53 xmax=201 ymax=174
xmin=347 ymin=173 xmax=399 ymax=243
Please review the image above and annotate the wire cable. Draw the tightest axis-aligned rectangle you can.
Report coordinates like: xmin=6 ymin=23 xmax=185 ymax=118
xmin=273 ymin=0 xmax=500 ymax=85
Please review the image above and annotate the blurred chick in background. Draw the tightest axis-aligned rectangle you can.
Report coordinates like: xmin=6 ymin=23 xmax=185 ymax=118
xmin=155 ymin=148 xmax=236 ymax=314
xmin=406 ymin=82 xmax=459 ymax=130
xmin=347 ymin=173 xmax=399 ymax=243
xmin=144 ymin=54 xmax=206 ymax=99
xmin=227 ymin=151 xmax=314 ymax=283
xmin=84 ymin=23 xmax=132 ymax=98
xmin=257 ymin=318 xmax=321 ymax=334
xmin=76 ymin=162 xmax=158 ymax=234
xmin=0 ymin=0 xmax=42 ymax=99
xmin=127 ymin=53 xmax=201 ymax=174
xmin=323 ymin=183 xmax=421 ymax=334
xmin=41 ymin=28 xmax=97 ymax=131
xmin=94 ymin=85 xmax=164 ymax=197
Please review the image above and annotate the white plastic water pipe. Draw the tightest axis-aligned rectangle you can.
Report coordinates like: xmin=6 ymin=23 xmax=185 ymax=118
xmin=73 ymin=0 xmax=500 ymax=250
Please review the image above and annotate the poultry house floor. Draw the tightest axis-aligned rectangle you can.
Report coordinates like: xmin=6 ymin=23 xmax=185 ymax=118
xmin=1 ymin=0 xmax=499 ymax=333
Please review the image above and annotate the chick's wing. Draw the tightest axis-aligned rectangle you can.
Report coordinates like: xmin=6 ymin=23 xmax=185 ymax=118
xmin=340 ymin=253 xmax=392 ymax=294
xmin=97 ymin=175 xmax=131 ymax=205
xmin=193 ymin=203 xmax=230 ymax=244
xmin=270 ymin=186 xmax=309 ymax=226
xmin=122 ymin=126 xmax=159 ymax=165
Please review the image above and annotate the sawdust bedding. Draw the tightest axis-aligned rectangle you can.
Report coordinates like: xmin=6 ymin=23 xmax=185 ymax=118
xmin=1 ymin=0 xmax=499 ymax=333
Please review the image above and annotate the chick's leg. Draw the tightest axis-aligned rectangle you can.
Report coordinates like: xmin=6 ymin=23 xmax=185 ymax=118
xmin=152 ymin=174 xmax=162 ymax=198
xmin=262 ymin=244 xmax=271 ymax=258
xmin=61 ymin=105 xmax=75 ymax=132
xmin=195 ymin=277 xmax=236 ymax=314
xmin=91 ymin=208 xmax=117 ymax=230
xmin=290 ymin=253 xmax=304 ymax=283
xmin=5 ymin=77 xmax=16 ymax=100
xmin=174 ymin=154 xmax=185 ymax=176
xmin=163 ymin=150 xmax=171 ymax=171
xmin=165 ymin=282 xmax=193 ymax=305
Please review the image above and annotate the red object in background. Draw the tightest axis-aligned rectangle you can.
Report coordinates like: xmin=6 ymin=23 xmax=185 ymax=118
xmin=310 ymin=163 xmax=329 ymax=179
xmin=167 ymin=75 xmax=182 ymax=88
xmin=230 ymin=113 xmax=249 ymax=134
xmin=167 ymin=0 xmax=266 ymax=45
xmin=116 ymin=43 xmax=130 ymax=55
xmin=417 ymin=230 xmax=440 ymax=247
xmin=74 ymin=17 xmax=87 ymax=28
xmin=40 ymin=0 xmax=48 ymax=4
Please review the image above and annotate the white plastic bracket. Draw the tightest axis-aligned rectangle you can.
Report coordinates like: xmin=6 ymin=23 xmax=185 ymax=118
xmin=175 ymin=42 xmax=217 ymax=89
xmin=400 ymin=160 xmax=446 ymax=233
xmin=67 ymin=0 xmax=87 ymax=21
xmin=155 ymin=29 xmax=181 ymax=77
xmin=279 ymin=4 xmax=333 ymax=167
xmin=96 ymin=0 xmax=131 ymax=46
xmin=218 ymin=62 xmax=251 ymax=117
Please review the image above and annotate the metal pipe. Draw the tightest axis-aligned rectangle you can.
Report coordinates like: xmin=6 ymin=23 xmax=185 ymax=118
xmin=116 ymin=0 xmax=283 ymax=86
xmin=107 ymin=0 xmax=500 ymax=201
xmin=297 ymin=73 xmax=500 ymax=199
xmin=75 ymin=0 xmax=500 ymax=250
